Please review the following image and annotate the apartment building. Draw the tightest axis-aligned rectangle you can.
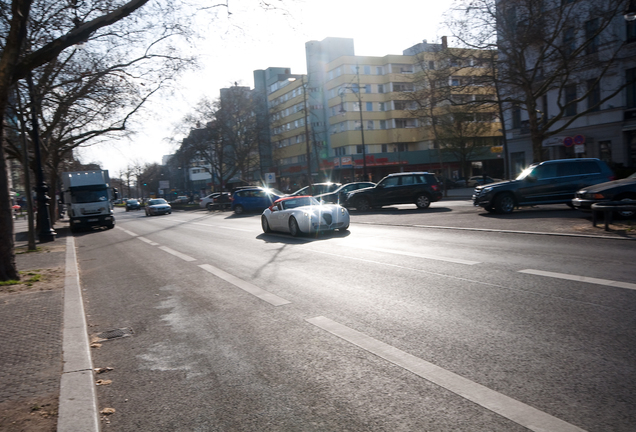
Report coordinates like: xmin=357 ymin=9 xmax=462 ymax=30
xmin=499 ymin=0 xmax=636 ymax=176
xmin=256 ymin=37 xmax=503 ymax=189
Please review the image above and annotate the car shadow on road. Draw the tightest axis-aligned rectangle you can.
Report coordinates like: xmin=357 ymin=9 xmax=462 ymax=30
xmin=350 ymin=206 xmax=453 ymax=215
xmin=256 ymin=228 xmax=351 ymax=244
xmin=475 ymin=206 xmax=587 ymax=220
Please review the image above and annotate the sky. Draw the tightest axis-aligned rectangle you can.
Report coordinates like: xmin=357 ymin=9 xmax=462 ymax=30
xmin=78 ymin=0 xmax=455 ymax=176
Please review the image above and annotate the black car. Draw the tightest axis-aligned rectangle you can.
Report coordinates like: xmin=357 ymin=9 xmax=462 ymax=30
xmin=289 ymin=182 xmax=342 ymax=196
xmin=125 ymin=199 xmax=140 ymax=211
xmin=473 ymin=158 xmax=615 ymax=214
xmin=315 ymin=182 xmax=375 ymax=205
xmin=344 ymin=172 xmax=442 ymax=211
xmin=572 ymin=172 xmax=636 ymax=218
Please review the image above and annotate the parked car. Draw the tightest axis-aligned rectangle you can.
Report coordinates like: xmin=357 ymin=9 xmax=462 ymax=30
xmin=289 ymin=182 xmax=342 ymax=196
xmin=261 ymin=196 xmax=350 ymax=236
xmin=145 ymin=198 xmax=172 ymax=216
xmin=209 ymin=193 xmax=232 ymax=210
xmin=199 ymin=192 xmax=231 ymax=210
xmin=231 ymin=187 xmax=283 ymax=214
xmin=572 ymin=172 xmax=636 ymax=218
xmin=473 ymin=158 xmax=615 ymax=214
xmin=344 ymin=172 xmax=442 ymax=211
xmin=172 ymin=195 xmax=189 ymax=204
xmin=315 ymin=182 xmax=375 ymax=205
xmin=125 ymin=199 xmax=141 ymax=211
xmin=466 ymin=176 xmax=502 ymax=188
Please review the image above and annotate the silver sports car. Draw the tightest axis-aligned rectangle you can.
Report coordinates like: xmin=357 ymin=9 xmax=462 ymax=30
xmin=261 ymin=196 xmax=350 ymax=236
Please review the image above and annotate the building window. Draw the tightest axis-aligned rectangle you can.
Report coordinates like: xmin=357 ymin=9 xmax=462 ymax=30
xmin=586 ymin=79 xmax=600 ymax=112
xmin=367 ymin=120 xmax=374 ymax=130
xmin=353 ymin=102 xmax=361 ymax=111
xmin=563 ymin=27 xmax=575 ymax=57
xmin=598 ymin=141 xmax=611 ymax=164
xmin=428 ymin=61 xmax=435 ymax=70
xmin=366 ymin=102 xmax=373 ymax=111
xmin=334 ymin=147 xmax=346 ymax=156
xmin=365 ymin=84 xmax=371 ymax=93
xmin=512 ymin=105 xmax=521 ymax=128
xmin=542 ymin=95 xmax=548 ymax=125
xmin=376 ymin=66 xmax=384 ymax=75
xmin=379 ymin=120 xmax=387 ymax=129
xmin=379 ymin=102 xmax=385 ymax=111
xmin=585 ymin=18 xmax=599 ymax=54
xmin=378 ymin=84 xmax=384 ymax=93
xmin=356 ymin=145 xmax=365 ymax=154
xmin=381 ymin=144 xmax=388 ymax=153
xmin=628 ymin=19 xmax=636 ymax=42
xmin=565 ymin=84 xmax=577 ymax=116
xmin=627 ymin=68 xmax=636 ymax=109
xmin=364 ymin=65 xmax=371 ymax=75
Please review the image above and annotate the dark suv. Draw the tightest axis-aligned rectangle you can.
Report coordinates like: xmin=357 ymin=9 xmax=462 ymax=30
xmin=344 ymin=172 xmax=442 ymax=211
xmin=473 ymin=158 xmax=614 ymax=214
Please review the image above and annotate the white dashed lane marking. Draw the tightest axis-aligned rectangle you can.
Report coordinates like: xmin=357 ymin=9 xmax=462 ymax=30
xmin=199 ymin=264 xmax=291 ymax=306
xmin=519 ymin=269 xmax=636 ymax=291
xmin=158 ymin=246 xmax=196 ymax=262
xmin=307 ymin=316 xmax=587 ymax=432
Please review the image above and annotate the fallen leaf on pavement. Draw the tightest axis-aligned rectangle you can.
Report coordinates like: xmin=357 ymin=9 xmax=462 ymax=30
xmin=96 ymin=379 xmax=112 ymax=386
xmin=100 ymin=408 xmax=116 ymax=415
xmin=94 ymin=367 xmax=114 ymax=374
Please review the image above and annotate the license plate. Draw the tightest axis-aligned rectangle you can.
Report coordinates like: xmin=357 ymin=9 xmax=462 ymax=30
xmin=88 ymin=218 xmax=98 ymax=222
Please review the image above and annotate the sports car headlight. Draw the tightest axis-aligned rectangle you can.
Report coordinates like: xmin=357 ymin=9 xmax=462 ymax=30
xmin=340 ymin=208 xmax=346 ymax=214
xmin=482 ymin=187 xmax=493 ymax=194
xmin=303 ymin=212 xmax=310 ymax=217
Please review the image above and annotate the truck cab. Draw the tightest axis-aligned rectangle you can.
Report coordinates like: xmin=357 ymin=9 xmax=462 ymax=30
xmin=62 ymin=170 xmax=118 ymax=232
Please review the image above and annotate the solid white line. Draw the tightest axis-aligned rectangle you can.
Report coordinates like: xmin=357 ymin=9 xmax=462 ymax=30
xmin=307 ymin=316 xmax=587 ymax=432
xmin=336 ymin=243 xmax=480 ymax=265
xmin=158 ymin=246 xmax=196 ymax=262
xmin=519 ymin=269 xmax=636 ymax=291
xmin=58 ymin=236 xmax=99 ymax=432
xmin=137 ymin=236 xmax=159 ymax=246
xmin=199 ymin=264 xmax=291 ymax=306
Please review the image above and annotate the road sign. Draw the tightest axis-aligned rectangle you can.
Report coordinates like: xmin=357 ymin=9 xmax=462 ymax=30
xmin=563 ymin=136 xmax=574 ymax=147
xmin=574 ymin=134 xmax=585 ymax=145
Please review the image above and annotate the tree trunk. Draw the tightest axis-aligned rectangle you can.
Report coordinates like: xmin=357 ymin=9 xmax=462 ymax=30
xmin=0 ymin=0 xmax=32 ymax=281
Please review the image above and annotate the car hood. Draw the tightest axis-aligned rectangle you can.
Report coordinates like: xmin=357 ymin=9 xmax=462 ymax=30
xmin=346 ymin=186 xmax=375 ymax=196
xmin=149 ymin=204 xmax=171 ymax=208
xmin=474 ymin=179 xmax=515 ymax=190
xmin=577 ymin=177 xmax=636 ymax=193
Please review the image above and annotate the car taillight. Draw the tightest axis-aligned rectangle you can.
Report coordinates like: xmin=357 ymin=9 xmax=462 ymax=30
xmin=608 ymin=175 xmax=616 ymax=181
xmin=431 ymin=184 xmax=439 ymax=191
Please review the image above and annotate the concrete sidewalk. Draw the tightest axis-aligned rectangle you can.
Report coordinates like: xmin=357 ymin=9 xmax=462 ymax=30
xmin=1 ymin=218 xmax=98 ymax=432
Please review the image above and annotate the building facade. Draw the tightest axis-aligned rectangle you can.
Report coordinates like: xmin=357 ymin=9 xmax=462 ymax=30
xmin=259 ymin=37 xmax=503 ymax=191
xmin=498 ymin=0 xmax=636 ymax=176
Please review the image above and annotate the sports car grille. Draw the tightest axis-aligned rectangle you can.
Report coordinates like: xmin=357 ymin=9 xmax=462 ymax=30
xmin=322 ymin=214 xmax=332 ymax=225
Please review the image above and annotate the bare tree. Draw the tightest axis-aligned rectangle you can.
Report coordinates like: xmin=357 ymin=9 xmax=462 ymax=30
xmin=407 ymin=44 xmax=500 ymax=179
xmin=447 ymin=0 xmax=633 ymax=163
xmin=177 ymin=88 xmax=265 ymax=191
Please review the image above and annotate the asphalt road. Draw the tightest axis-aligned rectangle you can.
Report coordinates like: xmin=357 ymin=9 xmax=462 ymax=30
xmin=77 ymin=200 xmax=636 ymax=431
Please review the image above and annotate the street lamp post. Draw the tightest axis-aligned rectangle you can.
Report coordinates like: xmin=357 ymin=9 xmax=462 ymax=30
xmin=339 ymin=66 xmax=368 ymax=181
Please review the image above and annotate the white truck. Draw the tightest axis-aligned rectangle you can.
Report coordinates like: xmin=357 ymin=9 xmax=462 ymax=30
xmin=62 ymin=170 xmax=118 ymax=232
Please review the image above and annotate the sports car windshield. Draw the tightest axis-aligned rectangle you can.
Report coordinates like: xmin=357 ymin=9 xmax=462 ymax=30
xmin=149 ymin=199 xmax=168 ymax=205
xmin=281 ymin=197 xmax=320 ymax=209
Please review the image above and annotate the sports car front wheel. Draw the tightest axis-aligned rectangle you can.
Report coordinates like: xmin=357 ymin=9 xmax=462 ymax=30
xmin=261 ymin=215 xmax=271 ymax=233
xmin=289 ymin=216 xmax=301 ymax=237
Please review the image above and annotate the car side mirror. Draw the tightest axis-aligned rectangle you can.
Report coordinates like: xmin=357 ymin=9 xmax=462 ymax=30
xmin=269 ymin=204 xmax=277 ymax=212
